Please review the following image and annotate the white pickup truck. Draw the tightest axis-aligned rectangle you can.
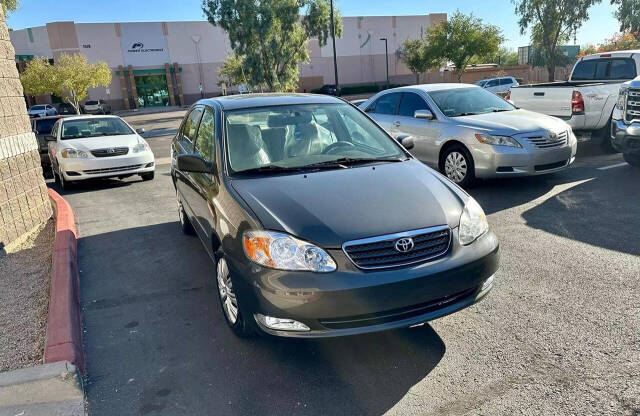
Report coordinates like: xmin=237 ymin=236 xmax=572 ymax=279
xmin=508 ymin=50 xmax=640 ymax=151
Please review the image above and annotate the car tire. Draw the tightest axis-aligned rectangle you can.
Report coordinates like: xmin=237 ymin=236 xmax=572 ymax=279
xmin=215 ymin=253 xmax=255 ymax=338
xmin=140 ymin=172 xmax=154 ymax=181
xmin=57 ymin=171 xmax=72 ymax=191
xmin=176 ymin=191 xmax=196 ymax=235
xmin=623 ymin=152 xmax=640 ymax=168
xmin=599 ymin=118 xmax=620 ymax=154
xmin=440 ymin=145 xmax=476 ymax=187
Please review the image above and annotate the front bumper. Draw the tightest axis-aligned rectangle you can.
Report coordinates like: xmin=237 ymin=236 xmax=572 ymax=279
xmin=611 ymin=119 xmax=640 ymax=155
xmin=59 ymin=151 xmax=155 ymax=181
xmin=227 ymin=229 xmax=500 ymax=338
xmin=473 ymin=141 xmax=577 ymax=179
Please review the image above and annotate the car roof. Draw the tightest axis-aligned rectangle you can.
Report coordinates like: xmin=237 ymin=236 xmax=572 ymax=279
xmin=384 ymin=83 xmax=481 ymax=93
xmin=33 ymin=115 xmax=64 ymax=120
xmin=60 ymin=115 xmax=121 ymax=122
xmin=582 ymin=50 xmax=640 ymax=59
xmin=196 ymin=93 xmax=345 ymax=111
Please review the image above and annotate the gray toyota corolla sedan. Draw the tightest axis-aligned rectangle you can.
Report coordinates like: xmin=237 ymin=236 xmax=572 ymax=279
xmin=171 ymin=94 xmax=499 ymax=338
xmin=362 ymin=84 xmax=578 ymax=186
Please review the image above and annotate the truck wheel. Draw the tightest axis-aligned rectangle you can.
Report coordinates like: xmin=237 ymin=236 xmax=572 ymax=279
xmin=623 ymin=153 xmax=640 ymax=168
xmin=599 ymin=119 xmax=620 ymax=154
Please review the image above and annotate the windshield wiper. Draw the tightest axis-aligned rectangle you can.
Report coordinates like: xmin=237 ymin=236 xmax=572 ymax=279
xmin=302 ymin=157 xmax=406 ymax=168
xmin=492 ymin=109 xmax=512 ymax=112
xmin=450 ymin=112 xmax=479 ymax=117
xmin=236 ymin=165 xmax=306 ymax=175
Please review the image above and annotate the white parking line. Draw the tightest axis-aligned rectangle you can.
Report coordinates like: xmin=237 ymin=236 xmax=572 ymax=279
xmin=597 ymin=162 xmax=628 ymax=170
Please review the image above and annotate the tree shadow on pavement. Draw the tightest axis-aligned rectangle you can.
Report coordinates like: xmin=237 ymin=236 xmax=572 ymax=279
xmin=79 ymin=222 xmax=446 ymax=416
xmin=520 ymin=165 xmax=640 ymax=255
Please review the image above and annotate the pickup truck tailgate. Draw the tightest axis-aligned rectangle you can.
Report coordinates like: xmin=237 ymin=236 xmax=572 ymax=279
xmin=510 ymin=87 xmax=574 ymax=118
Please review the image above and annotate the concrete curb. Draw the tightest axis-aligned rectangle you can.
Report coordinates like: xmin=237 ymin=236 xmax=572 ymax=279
xmin=0 ymin=361 xmax=84 ymax=411
xmin=45 ymin=189 xmax=85 ymax=374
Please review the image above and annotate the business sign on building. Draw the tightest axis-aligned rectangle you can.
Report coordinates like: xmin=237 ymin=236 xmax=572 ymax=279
xmin=119 ymin=22 xmax=169 ymax=66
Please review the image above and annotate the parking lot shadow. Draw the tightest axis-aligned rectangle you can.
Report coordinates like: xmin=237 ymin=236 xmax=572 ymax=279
xmin=520 ymin=165 xmax=640 ymax=255
xmin=79 ymin=221 xmax=446 ymax=416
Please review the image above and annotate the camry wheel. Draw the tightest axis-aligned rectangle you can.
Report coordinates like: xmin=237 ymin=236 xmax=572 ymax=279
xmin=441 ymin=146 xmax=475 ymax=187
xmin=176 ymin=191 xmax=195 ymax=235
xmin=215 ymin=255 xmax=254 ymax=337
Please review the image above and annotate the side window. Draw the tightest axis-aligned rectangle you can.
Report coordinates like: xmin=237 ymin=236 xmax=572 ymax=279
xmin=397 ymin=92 xmax=430 ymax=117
xmin=368 ymin=93 xmax=401 ymax=115
xmin=485 ymin=79 xmax=499 ymax=87
xmin=178 ymin=107 xmax=204 ymax=153
xmin=194 ymin=107 xmax=215 ymax=163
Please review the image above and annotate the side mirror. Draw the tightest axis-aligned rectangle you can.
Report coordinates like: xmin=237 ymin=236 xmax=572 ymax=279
xmin=177 ymin=154 xmax=214 ymax=174
xmin=397 ymin=135 xmax=415 ymax=150
xmin=136 ymin=128 xmax=146 ymax=135
xmin=44 ymin=135 xmax=57 ymax=142
xmin=414 ymin=110 xmax=434 ymax=120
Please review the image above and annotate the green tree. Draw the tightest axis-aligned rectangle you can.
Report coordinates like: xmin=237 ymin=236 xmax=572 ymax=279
xmin=494 ymin=47 xmax=519 ymax=66
xmin=427 ymin=12 xmax=503 ymax=82
xmin=611 ymin=0 xmax=640 ymax=37
xmin=20 ymin=53 xmax=111 ymax=114
xmin=514 ymin=0 xmax=601 ymax=81
xmin=1 ymin=0 xmax=17 ymax=13
xmin=217 ymin=54 xmax=249 ymax=92
xmin=398 ymin=38 xmax=441 ymax=84
xmin=202 ymin=0 xmax=342 ymax=92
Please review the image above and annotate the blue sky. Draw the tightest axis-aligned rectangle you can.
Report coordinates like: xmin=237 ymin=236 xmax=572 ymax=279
xmin=6 ymin=0 xmax=621 ymax=49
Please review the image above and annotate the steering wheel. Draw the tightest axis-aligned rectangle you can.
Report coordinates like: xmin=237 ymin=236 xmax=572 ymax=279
xmin=322 ymin=141 xmax=356 ymax=154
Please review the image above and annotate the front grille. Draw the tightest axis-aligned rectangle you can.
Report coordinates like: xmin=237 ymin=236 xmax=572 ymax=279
xmin=535 ymin=160 xmax=568 ymax=171
xmin=319 ymin=287 xmax=477 ymax=329
xmin=525 ymin=130 xmax=568 ymax=148
xmin=83 ymin=164 xmax=143 ymax=175
xmin=625 ymin=89 xmax=640 ymax=122
xmin=91 ymin=147 xmax=129 ymax=157
xmin=343 ymin=226 xmax=451 ymax=270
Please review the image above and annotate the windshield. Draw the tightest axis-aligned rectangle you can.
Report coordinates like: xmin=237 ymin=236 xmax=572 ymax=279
xmin=475 ymin=80 xmax=487 ymax=87
xmin=427 ymin=87 xmax=515 ymax=117
xmin=85 ymin=101 xmax=99 ymax=105
xmin=31 ymin=105 xmax=45 ymax=110
xmin=61 ymin=118 xmax=133 ymax=140
xmin=225 ymin=103 xmax=405 ymax=174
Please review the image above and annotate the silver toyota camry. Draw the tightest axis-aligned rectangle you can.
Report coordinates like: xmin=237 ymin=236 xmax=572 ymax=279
xmin=360 ymin=83 xmax=578 ymax=186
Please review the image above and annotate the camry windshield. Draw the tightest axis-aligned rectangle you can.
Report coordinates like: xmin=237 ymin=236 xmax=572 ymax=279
xmin=61 ymin=118 xmax=133 ymax=140
xmin=225 ymin=103 xmax=406 ymax=174
xmin=428 ymin=87 xmax=515 ymax=117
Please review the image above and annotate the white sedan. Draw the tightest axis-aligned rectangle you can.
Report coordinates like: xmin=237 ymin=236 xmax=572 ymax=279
xmin=28 ymin=104 xmax=58 ymax=118
xmin=47 ymin=115 xmax=154 ymax=189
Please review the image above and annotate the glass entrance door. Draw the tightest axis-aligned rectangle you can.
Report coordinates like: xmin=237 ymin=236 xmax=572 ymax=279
xmin=135 ymin=75 xmax=170 ymax=107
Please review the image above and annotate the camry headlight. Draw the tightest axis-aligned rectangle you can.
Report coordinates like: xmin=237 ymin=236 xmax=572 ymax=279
xmin=459 ymin=197 xmax=489 ymax=245
xmin=60 ymin=148 xmax=88 ymax=158
xmin=132 ymin=142 xmax=150 ymax=153
xmin=616 ymin=86 xmax=628 ymax=111
xmin=243 ymin=230 xmax=336 ymax=272
xmin=475 ymin=133 xmax=522 ymax=148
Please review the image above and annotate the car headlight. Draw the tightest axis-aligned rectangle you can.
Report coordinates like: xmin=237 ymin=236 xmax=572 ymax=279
xmin=243 ymin=230 xmax=336 ymax=272
xmin=459 ymin=197 xmax=489 ymax=245
xmin=616 ymin=86 xmax=628 ymax=111
xmin=475 ymin=133 xmax=522 ymax=148
xmin=132 ymin=142 xmax=150 ymax=153
xmin=60 ymin=148 xmax=88 ymax=158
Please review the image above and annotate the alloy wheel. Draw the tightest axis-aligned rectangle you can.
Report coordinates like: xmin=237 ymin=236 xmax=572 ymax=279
xmin=216 ymin=258 xmax=238 ymax=325
xmin=444 ymin=151 xmax=468 ymax=183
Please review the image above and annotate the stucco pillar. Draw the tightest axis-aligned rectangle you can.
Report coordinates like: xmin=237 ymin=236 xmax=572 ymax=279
xmin=173 ymin=63 xmax=184 ymax=106
xmin=127 ymin=65 xmax=139 ymax=109
xmin=117 ymin=65 xmax=130 ymax=110
xmin=0 ymin=9 xmax=52 ymax=247
xmin=164 ymin=63 xmax=176 ymax=107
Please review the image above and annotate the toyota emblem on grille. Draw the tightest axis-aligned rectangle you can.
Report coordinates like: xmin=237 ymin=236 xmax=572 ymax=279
xmin=548 ymin=132 xmax=557 ymax=140
xmin=394 ymin=237 xmax=414 ymax=253
xmin=107 ymin=148 xmax=115 ymax=154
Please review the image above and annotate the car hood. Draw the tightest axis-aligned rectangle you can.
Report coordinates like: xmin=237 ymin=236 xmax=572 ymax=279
xmin=231 ymin=160 xmax=467 ymax=248
xmin=453 ymin=109 xmax=569 ymax=135
xmin=61 ymin=134 xmax=141 ymax=151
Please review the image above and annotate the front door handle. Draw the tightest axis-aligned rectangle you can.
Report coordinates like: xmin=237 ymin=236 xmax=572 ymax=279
xmin=393 ymin=121 xmax=401 ymax=127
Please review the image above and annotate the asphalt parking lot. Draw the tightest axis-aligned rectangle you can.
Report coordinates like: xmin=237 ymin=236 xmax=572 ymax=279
xmin=50 ymin=110 xmax=640 ymax=415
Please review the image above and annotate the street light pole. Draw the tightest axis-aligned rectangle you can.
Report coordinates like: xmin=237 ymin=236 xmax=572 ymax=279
xmin=330 ymin=0 xmax=339 ymax=95
xmin=380 ymin=37 xmax=389 ymax=89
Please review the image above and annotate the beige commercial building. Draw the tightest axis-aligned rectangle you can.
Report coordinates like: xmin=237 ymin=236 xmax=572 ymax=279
xmin=10 ymin=13 xmax=446 ymax=110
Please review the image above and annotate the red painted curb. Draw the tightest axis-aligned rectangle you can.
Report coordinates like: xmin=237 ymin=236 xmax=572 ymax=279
xmin=44 ymin=188 xmax=85 ymax=374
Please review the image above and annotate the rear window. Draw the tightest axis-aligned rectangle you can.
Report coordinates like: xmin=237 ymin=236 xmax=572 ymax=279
xmin=34 ymin=118 xmax=57 ymax=135
xmin=31 ymin=105 xmax=45 ymax=110
xmin=571 ymin=58 xmax=637 ymax=81
xmin=85 ymin=101 xmax=99 ymax=105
